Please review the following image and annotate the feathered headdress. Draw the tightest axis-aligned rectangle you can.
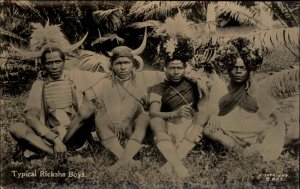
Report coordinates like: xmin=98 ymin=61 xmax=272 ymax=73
xmin=154 ymin=11 xmax=195 ymax=65
xmin=11 ymin=21 xmax=88 ymax=59
xmin=157 ymin=36 xmax=194 ymax=64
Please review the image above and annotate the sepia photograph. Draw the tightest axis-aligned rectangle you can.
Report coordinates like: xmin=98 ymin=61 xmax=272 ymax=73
xmin=0 ymin=1 xmax=299 ymax=188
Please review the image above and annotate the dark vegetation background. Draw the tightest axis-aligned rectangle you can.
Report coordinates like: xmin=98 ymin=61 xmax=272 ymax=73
xmin=0 ymin=1 xmax=299 ymax=188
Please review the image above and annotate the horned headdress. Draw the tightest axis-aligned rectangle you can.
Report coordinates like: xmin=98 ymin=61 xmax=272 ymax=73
xmin=78 ymin=28 xmax=148 ymax=73
xmin=11 ymin=21 xmax=88 ymax=60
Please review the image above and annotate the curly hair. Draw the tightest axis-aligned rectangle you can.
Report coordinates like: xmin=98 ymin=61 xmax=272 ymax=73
xmin=213 ymin=37 xmax=263 ymax=72
xmin=157 ymin=36 xmax=194 ymax=66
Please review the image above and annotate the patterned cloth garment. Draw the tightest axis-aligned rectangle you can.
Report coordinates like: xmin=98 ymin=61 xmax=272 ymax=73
xmin=43 ymin=80 xmax=74 ymax=127
xmin=44 ymin=80 xmax=73 ymax=109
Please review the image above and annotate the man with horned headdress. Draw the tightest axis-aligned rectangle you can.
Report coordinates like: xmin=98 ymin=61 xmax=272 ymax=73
xmin=83 ymin=29 xmax=165 ymax=169
xmin=9 ymin=22 xmax=105 ymax=161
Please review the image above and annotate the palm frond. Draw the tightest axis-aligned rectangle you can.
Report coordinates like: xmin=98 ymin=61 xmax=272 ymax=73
xmin=260 ymin=68 xmax=299 ymax=99
xmin=127 ymin=20 xmax=162 ymax=29
xmin=207 ymin=27 xmax=299 ymax=57
xmin=91 ymin=33 xmax=124 ymax=47
xmin=129 ymin=1 xmax=205 ymax=20
xmin=0 ymin=58 xmax=37 ymax=83
xmin=0 ymin=27 xmax=27 ymax=42
xmin=92 ymin=8 xmax=126 ymax=32
xmin=268 ymin=2 xmax=299 ymax=27
xmin=14 ymin=1 xmax=35 ymax=10
xmin=245 ymin=27 xmax=299 ymax=56
xmin=216 ymin=2 xmax=268 ymax=29
xmin=78 ymin=50 xmax=110 ymax=73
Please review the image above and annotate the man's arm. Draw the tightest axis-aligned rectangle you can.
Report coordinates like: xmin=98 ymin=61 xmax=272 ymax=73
xmin=25 ymin=109 xmax=67 ymax=158
xmin=149 ymin=95 xmax=193 ymax=120
xmin=63 ymin=101 xmax=95 ymax=143
xmin=149 ymin=101 xmax=176 ymax=120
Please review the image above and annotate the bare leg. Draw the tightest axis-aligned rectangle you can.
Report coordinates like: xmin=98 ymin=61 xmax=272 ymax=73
xmin=150 ymin=117 xmax=189 ymax=178
xmin=176 ymin=112 xmax=210 ymax=159
xmin=160 ymin=112 xmax=210 ymax=172
xmin=95 ymin=116 xmax=124 ymax=158
xmin=10 ymin=123 xmax=53 ymax=155
xmin=203 ymin=126 xmax=237 ymax=148
xmin=113 ymin=113 xmax=149 ymax=168
xmin=64 ymin=101 xmax=95 ymax=144
xmin=284 ymin=123 xmax=299 ymax=146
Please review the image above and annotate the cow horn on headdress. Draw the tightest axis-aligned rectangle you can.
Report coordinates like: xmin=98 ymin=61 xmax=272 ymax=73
xmin=131 ymin=27 xmax=147 ymax=55
xmin=11 ymin=21 xmax=88 ymax=60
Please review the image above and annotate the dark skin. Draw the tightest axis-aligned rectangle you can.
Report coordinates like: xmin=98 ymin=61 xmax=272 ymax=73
xmin=10 ymin=51 xmax=94 ymax=160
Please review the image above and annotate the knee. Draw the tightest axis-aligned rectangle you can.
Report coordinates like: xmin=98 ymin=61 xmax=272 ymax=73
xmin=95 ymin=116 xmax=111 ymax=133
xmin=193 ymin=111 xmax=210 ymax=126
xmin=202 ymin=126 xmax=213 ymax=137
xmin=149 ymin=117 xmax=167 ymax=136
xmin=135 ymin=113 xmax=150 ymax=128
xmin=78 ymin=102 xmax=95 ymax=119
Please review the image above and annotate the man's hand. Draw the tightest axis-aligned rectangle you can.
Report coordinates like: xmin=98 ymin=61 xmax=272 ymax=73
xmin=175 ymin=104 xmax=194 ymax=118
xmin=196 ymin=78 xmax=209 ymax=99
xmin=206 ymin=114 xmax=220 ymax=133
xmin=53 ymin=137 xmax=67 ymax=160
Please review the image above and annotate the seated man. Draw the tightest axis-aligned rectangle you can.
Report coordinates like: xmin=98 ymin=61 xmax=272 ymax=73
xmin=84 ymin=45 xmax=165 ymax=169
xmin=10 ymin=47 xmax=104 ymax=161
xmin=203 ymin=38 xmax=287 ymax=161
xmin=149 ymin=36 xmax=209 ymax=178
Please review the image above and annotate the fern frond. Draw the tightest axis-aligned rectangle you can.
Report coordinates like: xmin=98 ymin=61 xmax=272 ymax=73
xmin=216 ymin=2 xmax=268 ymax=28
xmin=78 ymin=50 xmax=110 ymax=73
xmin=260 ymin=68 xmax=299 ymax=99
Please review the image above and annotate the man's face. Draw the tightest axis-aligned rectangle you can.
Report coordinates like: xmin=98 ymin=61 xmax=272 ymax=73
xmin=165 ymin=60 xmax=185 ymax=82
xmin=112 ymin=57 xmax=134 ymax=79
xmin=229 ymin=58 xmax=249 ymax=83
xmin=43 ymin=51 xmax=65 ymax=80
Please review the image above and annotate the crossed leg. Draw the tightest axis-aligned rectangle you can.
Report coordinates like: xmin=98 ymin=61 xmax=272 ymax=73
xmin=150 ymin=117 xmax=189 ymax=178
xmin=159 ymin=111 xmax=210 ymax=175
xmin=10 ymin=123 xmax=54 ymax=155
xmin=95 ymin=113 xmax=149 ymax=169
xmin=110 ymin=113 xmax=149 ymax=170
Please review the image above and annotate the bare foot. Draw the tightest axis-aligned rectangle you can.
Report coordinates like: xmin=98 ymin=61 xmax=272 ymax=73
xmin=173 ymin=164 xmax=189 ymax=178
xmin=159 ymin=162 xmax=173 ymax=175
xmin=109 ymin=159 xmax=140 ymax=172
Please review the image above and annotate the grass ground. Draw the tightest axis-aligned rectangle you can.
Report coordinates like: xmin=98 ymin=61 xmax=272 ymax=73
xmin=0 ymin=81 xmax=299 ymax=189
xmin=0 ymin=50 xmax=299 ymax=188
